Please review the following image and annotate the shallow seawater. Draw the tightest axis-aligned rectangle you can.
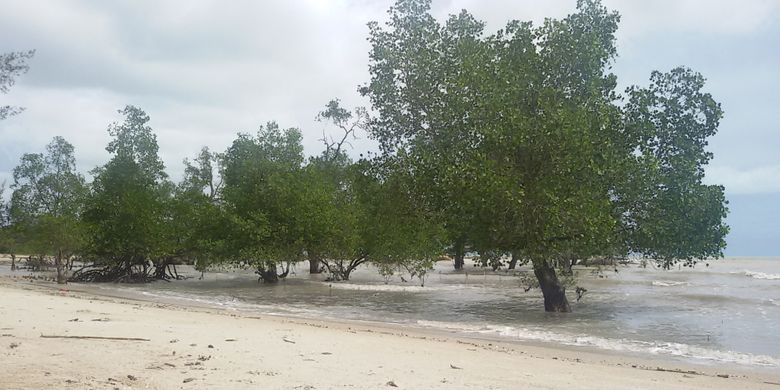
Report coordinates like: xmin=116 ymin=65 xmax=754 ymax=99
xmin=10 ymin=256 xmax=780 ymax=368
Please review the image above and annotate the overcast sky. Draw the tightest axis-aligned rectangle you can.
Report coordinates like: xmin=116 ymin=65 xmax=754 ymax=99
xmin=1 ymin=0 xmax=778 ymax=255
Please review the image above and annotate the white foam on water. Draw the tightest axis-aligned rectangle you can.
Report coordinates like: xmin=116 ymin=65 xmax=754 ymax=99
xmin=651 ymin=280 xmax=689 ymax=287
xmin=731 ymin=270 xmax=780 ymax=280
xmin=327 ymin=283 xmax=456 ymax=293
xmin=416 ymin=320 xmax=780 ymax=367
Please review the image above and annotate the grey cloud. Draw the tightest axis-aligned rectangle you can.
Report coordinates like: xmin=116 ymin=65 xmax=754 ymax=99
xmin=1 ymin=0 xmax=375 ymax=106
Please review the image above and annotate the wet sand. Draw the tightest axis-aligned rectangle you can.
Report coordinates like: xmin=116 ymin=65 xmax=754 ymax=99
xmin=1 ymin=278 xmax=778 ymax=389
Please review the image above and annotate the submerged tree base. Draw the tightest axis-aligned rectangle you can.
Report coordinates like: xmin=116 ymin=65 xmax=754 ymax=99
xmin=533 ymin=260 xmax=572 ymax=313
xmin=255 ymin=262 xmax=290 ymax=283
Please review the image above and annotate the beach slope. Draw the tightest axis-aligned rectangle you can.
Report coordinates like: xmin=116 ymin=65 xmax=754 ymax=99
xmin=0 ymin=281 xmax=776 ymax=390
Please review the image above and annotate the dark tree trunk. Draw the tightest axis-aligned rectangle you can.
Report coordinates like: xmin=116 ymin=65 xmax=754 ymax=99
xmin=508 ymin=252 xmax=519 ymax=270
xmin=257 ymin=269 xmax=279 ymax=283
xmin=10 ymin=254 xmax=15 ymax=271
xmin=55 ymin=249 xmax=66 ymax=284
xmin=309 ymin=257 xmax=322 ymax=274
xmin=454 ymin=240 xmax=465 ymax=270
xmin=340 ymin=266 xmax=354 ymax=281
xmin=532 ymin=260 xmax=571 ymax=313
xmin=256 ymin=263 xmax=280 ymax=283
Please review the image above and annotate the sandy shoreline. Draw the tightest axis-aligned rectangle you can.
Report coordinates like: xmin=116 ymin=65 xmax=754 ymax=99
xmin=1 ymin=277 xmax=779 ymax=389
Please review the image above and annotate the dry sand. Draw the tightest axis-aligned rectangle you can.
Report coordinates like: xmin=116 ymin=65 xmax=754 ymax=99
xmin=1 ymin=278 xmax=778 ymax=390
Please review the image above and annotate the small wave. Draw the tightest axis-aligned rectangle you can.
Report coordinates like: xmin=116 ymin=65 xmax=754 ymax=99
xmin=731 ymin=270 xmax=780 ymax=280
xmin=651 ymin=281 xmax=689 ymax=287
xmin=135 ymin=289 xmax=332 ymax=318
xmin=138 ymin=290 xmax=247 ymax=309
xmin=416 ymin=320 xmax=780 ymax=367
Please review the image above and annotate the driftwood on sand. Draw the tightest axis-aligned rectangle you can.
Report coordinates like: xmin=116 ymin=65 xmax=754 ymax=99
xmin=40 ymin=334 xmax=150 ymax=341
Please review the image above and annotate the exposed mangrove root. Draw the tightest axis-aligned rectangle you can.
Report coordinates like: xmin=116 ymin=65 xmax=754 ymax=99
xmin=321 ymin=255 xmax=368 ymax=281
xmin=69 ymin=260 xmax=183 ymax=283
xmin=153 ymin=260 xmax=188 ymax=281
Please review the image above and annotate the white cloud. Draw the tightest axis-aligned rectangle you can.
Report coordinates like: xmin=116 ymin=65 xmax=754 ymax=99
xmin=706 ymin=165 xmax=780 ymax=194
xmin=0 ymin=87 xmax=121 ymax=183
xmin=607 ymin=0 xmax=780 ymax=37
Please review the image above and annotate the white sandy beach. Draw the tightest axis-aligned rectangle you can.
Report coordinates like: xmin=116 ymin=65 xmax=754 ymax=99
xmin=1 ymin=278 xmax=779 ymax=390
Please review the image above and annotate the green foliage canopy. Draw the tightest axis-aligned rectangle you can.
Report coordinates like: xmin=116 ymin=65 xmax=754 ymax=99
xmin=361 ymin=0 xmax=728 ymax=311
xmin=9 ymin=136 xmax=87 ymax=281
xmin=82 ymin=106 xmax=168 ymax=277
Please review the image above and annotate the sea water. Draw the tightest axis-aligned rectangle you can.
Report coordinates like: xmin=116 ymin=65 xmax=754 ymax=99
xmin=27 ymin=257 xmax=780 ymax=368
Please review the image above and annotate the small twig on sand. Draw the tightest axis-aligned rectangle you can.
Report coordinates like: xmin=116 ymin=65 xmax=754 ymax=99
xmin=652 ymin=367 xmax=701 ymax=375
xmin=40 ymin=334 xmax=150 ymax=341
